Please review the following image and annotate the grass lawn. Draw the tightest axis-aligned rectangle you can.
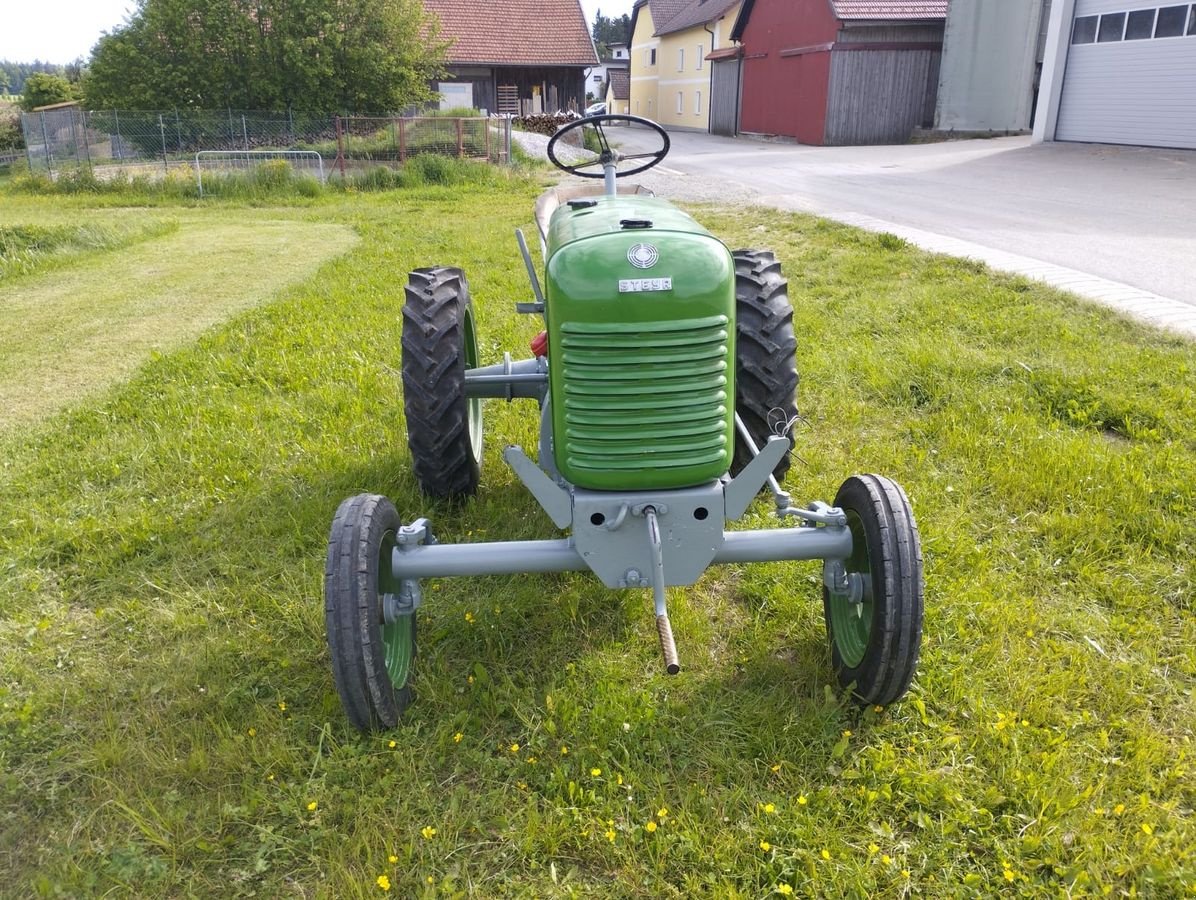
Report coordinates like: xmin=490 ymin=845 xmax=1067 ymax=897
xmin=0 ymin=175 xmax=1193 ymax=898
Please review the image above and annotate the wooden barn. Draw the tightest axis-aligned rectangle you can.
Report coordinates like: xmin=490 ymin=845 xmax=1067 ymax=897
xmin=730 ymin=0 xmax=947 ymax=145
xmin=422 ymin=0 xmax=599 ymax=115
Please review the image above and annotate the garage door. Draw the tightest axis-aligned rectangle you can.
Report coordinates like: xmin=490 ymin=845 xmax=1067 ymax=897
xmin=1057 ymin=1 xmax=1196 ymax=148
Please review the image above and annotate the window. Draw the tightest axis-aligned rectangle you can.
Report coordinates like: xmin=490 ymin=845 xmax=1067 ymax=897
xmin=695 ymin=90 xmax=702 ymax=114
xmin=1190 ymin=4 xmax=1196 ymax=34
xmin=1154 ymin=4 xmax=1189 ymax=35
xmin=648 ymin=48 xmax=657 ymax=65
xmin=697 ymin=44 xmax=704 ymax=70
xmin=677 ymin=91 xmax=684 ymax=114
xmin=678 ymin=48 xmax=685 ymax=71
xmin=1125 ymin=8 xmax=1156 ymax=38
xmin=593 ymin=74 xmax=603 ymax=83
xmin=1097 ymin=12 xmax=1126 ymax=40
xmin=1072 ymin=15 xmax=1098 ymax=43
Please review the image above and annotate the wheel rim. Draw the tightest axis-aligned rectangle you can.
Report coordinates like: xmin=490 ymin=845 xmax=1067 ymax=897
xmin=829 ymin=510 xmax=873 ymax=668
xmin=378 ymin=529 xmax=413 ymax=690
xmin=463 ymin=307 xmax=483 ymax=466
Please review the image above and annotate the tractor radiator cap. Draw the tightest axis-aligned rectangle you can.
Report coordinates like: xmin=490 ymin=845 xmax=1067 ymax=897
xmin=567 ymin=199 xmax=598 ymax=210
xmin=620 ymin=218 xmax=653 ymax=229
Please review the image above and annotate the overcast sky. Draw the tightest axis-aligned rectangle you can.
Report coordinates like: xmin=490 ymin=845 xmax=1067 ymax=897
xmin=0 ymin=0 xmax=637 ymax=64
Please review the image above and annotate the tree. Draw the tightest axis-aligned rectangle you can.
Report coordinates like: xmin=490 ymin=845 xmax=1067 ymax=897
xmin=18 ymin=73 xmax=77 ymax=111
xmin=84 ymin=0 xmax=447 ymax=112
xmin=591 ymin=9 xmax=632 ymax=58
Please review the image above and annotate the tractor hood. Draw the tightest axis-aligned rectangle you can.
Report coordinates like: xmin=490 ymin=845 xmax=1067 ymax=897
xmin=543 ymin=195 xmax=737 ymax=491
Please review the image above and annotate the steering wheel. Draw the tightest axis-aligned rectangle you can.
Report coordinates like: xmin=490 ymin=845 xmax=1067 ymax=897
xmin=546 ymin=114 xmax=670 ymax=179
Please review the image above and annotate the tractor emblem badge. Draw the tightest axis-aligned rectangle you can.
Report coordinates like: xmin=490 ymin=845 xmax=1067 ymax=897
xmin=627 ymin=243 xmax=659 ymax=269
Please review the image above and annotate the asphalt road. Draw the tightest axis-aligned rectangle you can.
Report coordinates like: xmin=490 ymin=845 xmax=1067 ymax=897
xmin=620 ymin=129 xmax=1196 ymax=313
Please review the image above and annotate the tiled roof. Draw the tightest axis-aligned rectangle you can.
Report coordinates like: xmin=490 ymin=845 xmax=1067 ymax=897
xmin=423 ymin=0 xmax=599 ymax=66
xmin=656 ymin=0 xmax=742 ymax=36
xmin=607 ymin=69 xmax=630 ymax=100
xmin=829 ymin=0 xmax=947 ymax=19
xmin=646 ymin=0 xmax=694 ymax=33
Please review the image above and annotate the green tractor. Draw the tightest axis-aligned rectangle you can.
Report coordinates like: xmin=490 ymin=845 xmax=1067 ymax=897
xmin=325 ymin=115 xmax=923 ymax=732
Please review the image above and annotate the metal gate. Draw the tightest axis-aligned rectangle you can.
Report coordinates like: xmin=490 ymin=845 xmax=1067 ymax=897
xmin=709 ymin=57 xmax=742 ymax=136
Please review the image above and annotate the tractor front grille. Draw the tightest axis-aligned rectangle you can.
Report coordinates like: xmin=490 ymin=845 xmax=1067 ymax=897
xmin=559 ymin=315 xmax=731 ymax=481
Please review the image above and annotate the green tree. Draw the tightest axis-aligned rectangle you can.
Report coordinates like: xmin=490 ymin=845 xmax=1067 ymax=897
xmin=591 ymin=9 xmax=632 ymax=58
xmin=84 ymin=0 xmax=446 ymax=112
xmin=18 ymin=73 xmax=77 ymax=111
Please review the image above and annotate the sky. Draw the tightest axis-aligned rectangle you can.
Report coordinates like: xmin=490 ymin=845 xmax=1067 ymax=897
xmin=0 ymin=0 xmax=638 ymax=65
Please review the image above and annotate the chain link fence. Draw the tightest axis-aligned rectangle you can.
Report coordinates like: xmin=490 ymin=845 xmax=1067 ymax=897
xmin=19 ymin=108 xmax=513 ymax=179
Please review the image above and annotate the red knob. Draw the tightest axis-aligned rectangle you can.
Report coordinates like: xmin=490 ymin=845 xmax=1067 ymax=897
xmin=530 ymin=330 xmax=548 ymax=358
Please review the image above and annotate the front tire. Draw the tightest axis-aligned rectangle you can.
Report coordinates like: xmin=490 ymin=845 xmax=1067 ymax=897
xmin=823 ymin=475 xmax=923 ymax=706
xmin=402 ymin=266 xmax=482 ymax=499
xmin=325 ymin=493 xmax=416 ymax=732
xmin=731 ymin=250 xmax=798 ymax=479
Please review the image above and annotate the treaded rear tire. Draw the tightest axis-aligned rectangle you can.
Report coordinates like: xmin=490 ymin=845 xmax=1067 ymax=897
xmin=402 ymin=266 xmax=482 ymax=499
xmin=325 ymin=493 xmax=415 ymax=732
xmin=731 ymin=250 xmax=798 ymax=479
xmin=823 ymin=474 xmax=923 ymax=706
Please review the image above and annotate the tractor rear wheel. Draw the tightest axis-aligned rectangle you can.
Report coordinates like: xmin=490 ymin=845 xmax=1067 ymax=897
xmin=402 ymin=266 xmax=482 ymax=499
xmin=823 ymin=475 xmax=923 ymax=707
xmin=325 ymin=493 xmax=416 ymax=732
xmin=731 ymin=250 xmax=798 ymax=480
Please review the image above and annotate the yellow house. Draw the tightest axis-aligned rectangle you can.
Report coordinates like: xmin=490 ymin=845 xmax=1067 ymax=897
xmin=629 ymin=0 xmax=742 ymax=132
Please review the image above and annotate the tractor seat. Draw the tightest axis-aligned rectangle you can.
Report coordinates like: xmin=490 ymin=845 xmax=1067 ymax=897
xmin=534 ymin=183 xmax=654 ymax=255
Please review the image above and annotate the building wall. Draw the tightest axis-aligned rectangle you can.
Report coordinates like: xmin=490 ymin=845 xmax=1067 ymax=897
xmin=826 ymin=46 xmax=941 ymax=144
xmin=934 ymin=0 xmax=1048 ymax=132
xmin=630 ymin=7 xmax=662 ymax=120
xmin=441 ymin=66 xmax=587 ymax=114
xmin=737 ymin=0 xmax=839 ymax=143
xmin=653 ymin=6 xmax=741 ymax=131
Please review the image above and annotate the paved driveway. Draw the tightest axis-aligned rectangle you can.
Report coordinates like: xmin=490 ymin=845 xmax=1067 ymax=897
xmin=625 ymin=130 xmax=1196 ymax=336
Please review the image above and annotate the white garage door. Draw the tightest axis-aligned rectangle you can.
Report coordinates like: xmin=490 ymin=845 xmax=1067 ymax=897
xmin=1057 ymin=1 xmax=1196 ymax=148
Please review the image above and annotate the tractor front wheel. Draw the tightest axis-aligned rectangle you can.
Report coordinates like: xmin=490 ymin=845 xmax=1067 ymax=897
xmin=325 ymin=493 xmax=416 ymax=732
xmin=731 ymin=250 xmax=798 ymax=480
xmin=402 ymin=266 xmax=482 ymax=499
xmin=823 ymin=474 xmax=923 ymax=706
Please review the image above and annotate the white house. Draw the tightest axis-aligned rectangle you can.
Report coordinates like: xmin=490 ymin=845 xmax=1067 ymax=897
xmin=585 ymin=42 xmax=631 ymax=100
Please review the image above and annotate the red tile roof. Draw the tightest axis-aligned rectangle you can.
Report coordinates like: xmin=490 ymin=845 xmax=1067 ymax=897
xmin=829 ymin=0 xmax=947 ymax=19
xmin=423 ymin=0 xmax=599 ymax=66
xmin=656 ymin=0 xmax=742 ymax=36
xmin=607 ymin=69 xmax=630 ymax=100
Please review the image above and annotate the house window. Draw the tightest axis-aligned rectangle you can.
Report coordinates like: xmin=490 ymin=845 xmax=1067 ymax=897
xmin=649 ymin=48 xmax=657 ymax=65
xmin=1072 ymin=15 xmax=1098 ymax=43
xmin=1125 ymin=8 xmax=1156 ymax=39
xmin=678 ymin=48 xmax=684 ymax=71
xmin=695 ymin=90 xmax=702 ymax=114
xmin=697 ymin=45 xmax=704 ymax=70
xmin=1097 ymin=12 xmax=1126 ymax=41
xmin=676 ymin=91 xmax=683 ymax=114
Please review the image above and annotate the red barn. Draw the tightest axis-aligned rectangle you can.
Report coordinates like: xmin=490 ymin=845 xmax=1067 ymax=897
xmin=731 ymin=0 xmax=947 ymax=145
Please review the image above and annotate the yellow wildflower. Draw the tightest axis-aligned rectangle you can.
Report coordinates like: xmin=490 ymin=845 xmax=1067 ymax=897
xmin=453 ymin=732 xmax=463 ymax=743
xmin=605 ymin=829 xmax=616 ymax=842
xmin=617 ymin=774 xmax=624 ymax=785
xmin=868 ymin=843 xmax=879 ymax=855
xmin=426 ymin=876 xmax=434 ymax=884
xmin=1004 ymin=869 xmax=1016 ymax=882
xmin=777 ymin=886 xmax=794 ymax=896
xmin=645 ymin=821 xmax=657 ymax=833
xmin=278 ymin=701 xmax=286 ymax=711
xmin=509 ymin=743 xmax=520 ymax=753
xmin=770 ymin=763 xmax=781 ymax=772
xmin=821 ymin=849 xmax=831 ymax=860
xmin=1114 ymin=804 xmax=1126 ymax=815
xmin=376 ymin=874 xmax=391 ymax=891
xmin=420 ymin=826 xmax=437 ymax=839
xmin=247 ymin=727 xmax=256 ymax=737
xmin=882 ymin=854 xmax=893 ymax=865
xmin=464 ymin=612 xmax=474 ymax=623
xmin=561 ymin=745 xmax=569 ymax=755
xmin=591 ymin=767 xmax=602 ymax=776
xmin=388 ymin=855 xmax=398 ymax=864
xmin=760 ymin=840 xmax=771 ymax=852
xmin=1142 ymin=823 xmax=1154 ymax=835
xmin=388 ymin=740 xmax=396 ymax=749
xmin=657 ymin=807 xmax=668 ymax=819
xmin=842 ymin=730 xmax=852 ymax=737
xmin=307 ymin=801 xmax=318 ymax=811
xmin=762 ymin=802 xmax=776 ymax=814
xmin=797 ymin=795 xmax=808 ymax=806
xmin=527 ymin=756 xmax=538 ymax=764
